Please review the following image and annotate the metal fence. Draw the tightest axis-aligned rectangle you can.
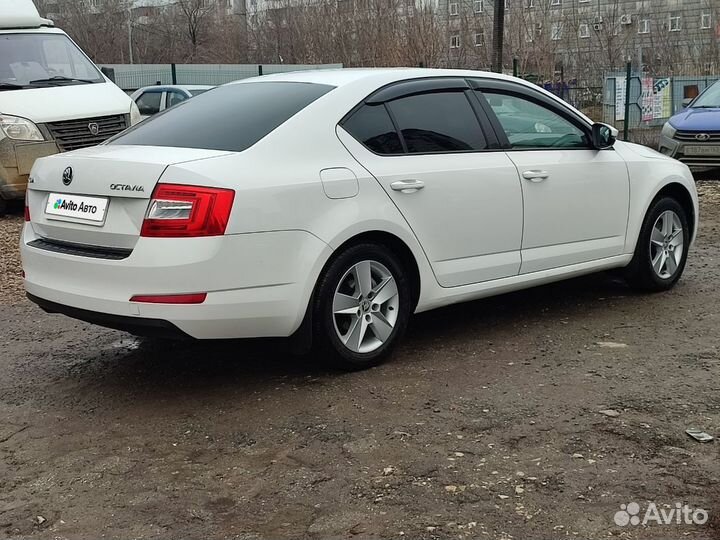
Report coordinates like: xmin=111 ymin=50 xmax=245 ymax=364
xmin=99 ymin=63 xmax=344 ymax=91
xmin=539 ymin=83 xmax=605 ymax=118
xmin=602 ymin=66 xmax=720 ymax=139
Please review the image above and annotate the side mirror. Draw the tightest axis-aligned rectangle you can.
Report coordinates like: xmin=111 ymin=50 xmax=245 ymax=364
xmin=681 ymin=98 xmax=693 ymax=109
xmin=591 ymin=122 xmax=617 ymax=149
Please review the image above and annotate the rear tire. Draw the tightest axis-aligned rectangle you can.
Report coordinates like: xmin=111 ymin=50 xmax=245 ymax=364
xmin=312 ymin=243 xmax=412 ymax=371
xmin=624 ymin=197 xmax=690 ymax=291
xmin=0 ymin=198 xmax=7 ymax=217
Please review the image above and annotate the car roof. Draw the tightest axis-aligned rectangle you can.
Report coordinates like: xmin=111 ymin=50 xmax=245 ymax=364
xmin=228 ymin=68 xmax=593 ymax=124
xmin=229 ymin=68 xmax=527 ymax=88
xmin=136 ymin=84 xmax=215 ymax=92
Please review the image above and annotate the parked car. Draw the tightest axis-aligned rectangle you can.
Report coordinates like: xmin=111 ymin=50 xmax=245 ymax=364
xmin=21 ymin=69 xmax=698 ymax=370
xmin=659 ymin=79 xmax=720 ymax=171
xmin=0 ymin=0 xmax=140 ymax=215
xmin=130 ymin=85 xmax=214 ymax=120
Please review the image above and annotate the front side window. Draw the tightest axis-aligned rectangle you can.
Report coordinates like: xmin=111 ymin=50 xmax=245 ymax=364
xmin=0 ymin=33 xmax=103 ymax=89
xmin=386 ymin=91 xmax=487 ymax=153
xmin=483 ymin=91 xmax=588 ymax=149
xmin=342 ymin=104 xmax=404 ymax=155
xmin=112 ymin=82 xmax=334 ymax=152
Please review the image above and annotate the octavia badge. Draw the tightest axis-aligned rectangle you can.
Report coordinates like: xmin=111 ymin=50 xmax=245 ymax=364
xmin=88 ymin=122 xmax=99 ymax=136
xmin=62 ymin=166 xmax=73 ymax=186
xmin=696 ymin=133 xmax=711 ymax=142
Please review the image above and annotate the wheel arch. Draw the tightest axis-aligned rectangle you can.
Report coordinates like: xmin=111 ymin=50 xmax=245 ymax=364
xmin=626 ymin=174 xmax=698 ymax=254
xmin=325 ymin=230 xmax=422 ymax=311
xmin=290 ymin=228 xmax=425 ymax=353
xmin=650 ymin=182 xmax=697 ymax=243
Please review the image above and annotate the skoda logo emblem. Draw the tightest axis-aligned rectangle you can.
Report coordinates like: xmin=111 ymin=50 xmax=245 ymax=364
xmin=88 ymin=122 xmax=99 ymax=136
xmin=696 ymin=133 xmax=711 ymax=142
xmin=62 ymin=166 xmax=73 ymax=186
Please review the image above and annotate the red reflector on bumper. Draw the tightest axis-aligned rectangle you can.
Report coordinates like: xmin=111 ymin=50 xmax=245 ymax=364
xmin=130 ymin=293 xmax=207 ymax=304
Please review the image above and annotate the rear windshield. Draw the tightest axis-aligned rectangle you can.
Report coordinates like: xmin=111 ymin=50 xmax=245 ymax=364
xmin=111 ymin=81 xmax=335 ymax=152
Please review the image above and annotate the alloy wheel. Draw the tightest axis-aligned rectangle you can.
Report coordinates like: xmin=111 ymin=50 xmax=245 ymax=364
xmin=650 ymin=210 xmax=684 ymax=279
xmin=332 ymin=260 xmax=400 ymax=354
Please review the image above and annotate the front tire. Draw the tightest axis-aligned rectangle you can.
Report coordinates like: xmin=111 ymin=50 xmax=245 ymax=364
xmin=313 ymin=243 xmax=412 ymax=370
xmin=624 ymin=197 xmax=690 ymax=291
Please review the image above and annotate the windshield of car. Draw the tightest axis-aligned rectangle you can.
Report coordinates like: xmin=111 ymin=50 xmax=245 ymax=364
xmin=0 ymin=33 xmax=103 ymax=90
xmin=691 ymin=81 xmax=720 ymax=108
xmin=189 ymin=89 xmax=209 ymax=96
xmin=110 ymin=82 xmax=335 ymax=152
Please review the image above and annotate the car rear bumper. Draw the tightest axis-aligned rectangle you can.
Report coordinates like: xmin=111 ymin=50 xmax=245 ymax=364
xmin=659 ymin=134 xmax=720 ymax=170
xmin=27 ymin=292 xmax=188 ymax=338
xmin=21 ymin=226 xmax=332 ymax=339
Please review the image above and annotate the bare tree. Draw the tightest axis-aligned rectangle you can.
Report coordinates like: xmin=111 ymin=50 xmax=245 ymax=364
xmin=175 ymin=0 xmax=219 ymax=57
xmin=46 ymin=0 xmax=131 ymax=63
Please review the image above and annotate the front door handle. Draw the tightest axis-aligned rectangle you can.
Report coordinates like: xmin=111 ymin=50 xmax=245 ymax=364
xmin=390 ymin=179 xmax=425 ymax=193
xmin=522 ymin=170 xmax=550 ymax=182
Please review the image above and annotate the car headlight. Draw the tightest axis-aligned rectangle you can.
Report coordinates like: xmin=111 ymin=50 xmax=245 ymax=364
xmin=130 ymin=102 xmax=142 ymax=126
xmin=0 ymin=114 xmax=43 ymax=141
xmin=661 ymin=122 xmax=677 ymax=139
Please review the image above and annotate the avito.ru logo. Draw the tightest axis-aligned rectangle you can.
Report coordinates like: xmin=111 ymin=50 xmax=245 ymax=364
xmin=53 ymin=199 xmax=78 ymax=212
xmin=614 ymin=502 xmax=708 ymax=527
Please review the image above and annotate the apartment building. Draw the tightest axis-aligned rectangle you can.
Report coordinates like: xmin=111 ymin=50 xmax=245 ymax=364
xmin=444 ymin=0 xmax=720 ymax=79
xmin=41 ymin=0 xmax=242 ymax=23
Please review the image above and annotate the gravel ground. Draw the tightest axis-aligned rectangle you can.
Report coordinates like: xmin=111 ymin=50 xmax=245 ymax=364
xmin=0 ymin=202 xmax=23 ymax=305
xmin=1 ymin=183 xmax=719 ymax=540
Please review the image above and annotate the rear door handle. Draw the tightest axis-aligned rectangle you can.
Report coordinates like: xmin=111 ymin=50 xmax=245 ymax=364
xmin=390 ymin=179 xmax=425 ymax=193
xmin=522 ymin=170 xmax=550 ymax=182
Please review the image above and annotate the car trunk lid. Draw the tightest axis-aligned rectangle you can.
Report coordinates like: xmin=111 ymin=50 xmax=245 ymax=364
xmin=27 ymin=145 xmax=232 ymax=250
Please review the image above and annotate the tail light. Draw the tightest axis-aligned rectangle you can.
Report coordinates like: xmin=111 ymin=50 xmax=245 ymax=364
xmin=24 ymin=194 xmax=30 ymax=222
xmin=140 ymin=184 xmax=235 ymax=238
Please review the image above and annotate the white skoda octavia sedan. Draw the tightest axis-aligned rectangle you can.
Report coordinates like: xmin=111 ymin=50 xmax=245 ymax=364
xmin=21 ymin=69 xmax=698 ymax=370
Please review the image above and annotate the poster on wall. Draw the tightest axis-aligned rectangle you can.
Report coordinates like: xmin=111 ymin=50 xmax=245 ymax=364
xmin=615 ymin=78 xmax=626 ymax=121
xmin=641 ymin=77 xmax=654 ymax=122
xmin=653 ymin=78 xmax=672 ymax=119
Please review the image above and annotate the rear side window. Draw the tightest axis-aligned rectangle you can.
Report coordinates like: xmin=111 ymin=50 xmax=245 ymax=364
xmin=387 ymin=91 xmax=487 ymax=153
xmin=136 ymin=91 xmax=161 ymax=116
xmin=342 ymin=104 xmax=403 ymax=155
xmin=166 ymin=91 xmax=188 ymax=108
xmin=112 ymin=82 xmax=334 ymax=152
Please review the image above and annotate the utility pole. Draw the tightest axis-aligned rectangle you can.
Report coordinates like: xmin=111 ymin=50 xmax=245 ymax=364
xmin=492 ymin=0 xmax=505 ymax=73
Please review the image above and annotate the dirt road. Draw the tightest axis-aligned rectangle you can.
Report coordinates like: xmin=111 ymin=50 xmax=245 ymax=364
xmin=1 ymin=185 xmax=719 ymax=539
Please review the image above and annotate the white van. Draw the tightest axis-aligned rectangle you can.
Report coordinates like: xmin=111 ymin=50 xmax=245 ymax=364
xmin=0 ymin=0 xmax=140 ymax=214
